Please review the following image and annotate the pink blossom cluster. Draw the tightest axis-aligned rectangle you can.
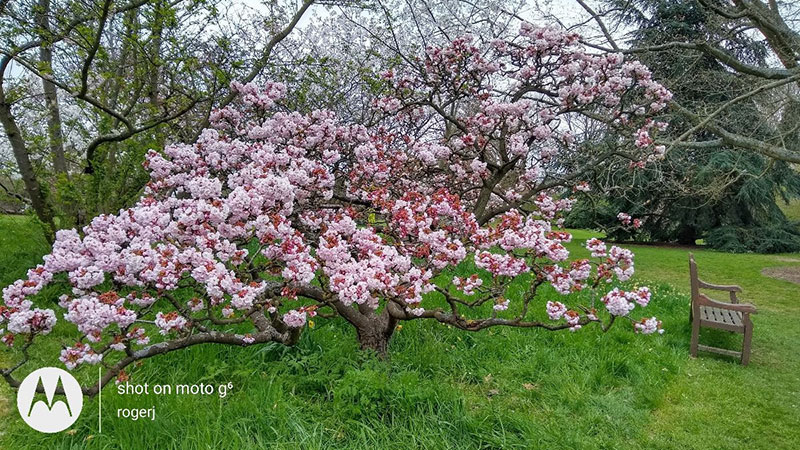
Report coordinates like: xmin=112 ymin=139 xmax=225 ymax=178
xmin=607 ymin=246 xmax=635 ymax=281
xmin=546 ymin=301 xmax=568 ymax=320
xmin=61 ymin=292 xmax=136 ymax=340
xmin=601 ymin=287 xmax=652 ymax=317
xmin=5 ymin=308 xmax=56 ymax=335
xmin=155 ymin=312 xmax=188 ymax=335
xmin=316 ymin=212 xmax=434 ymax=311
xmin=574 ymin=182 xmax=591 ymax=193
xmin=229 ymin=81 xmax=286 ymax=110
xmin=564 ymin=311 xmax=582 ymax=332
xmin=475 ymin=251 xmax=529 ymax=277
xmin=568 ymin=259 xmax=592 ymax=283
xmin=543 ymin=265 xmax=573 ymax=294
xmin=493 ymin=299 xmax=510 ymax=311
xmin=127 ymin=327 xmax=150 ymax=346
xmin=618 ymin=212 xmax=642 ymax=229
xmin=453 ymin=275 xmax=483 ymax=296
xmin=585 ymin=240 xmax=638 ymax=283
xmin=634 ymin=317 xmax=664 ymax=335
xmin=586 ymin=238 xmax=607 ymax=258
xmin=282 ymin=309 xmax=307 ymax=328
xmin=375 ymin=96 xmax=402 ymax=113
xmin=475 ymin=210 xmax=571 ymax=261
xmin=1 ymin=265 xmax=57 ymax=340
xmin=545 ymin=301 xmax=581 ymax=331
xmin=60 ymin=342 xmax=103 ymax=370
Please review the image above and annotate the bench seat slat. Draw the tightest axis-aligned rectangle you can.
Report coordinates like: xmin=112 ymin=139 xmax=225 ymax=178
xmin=700 ymin=305 xmax=742 ymax=327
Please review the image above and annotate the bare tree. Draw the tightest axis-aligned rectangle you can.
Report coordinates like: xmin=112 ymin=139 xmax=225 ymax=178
xmin=0 ymin=0 xmax=318 ymax=238
xmin=562 ymin=0 xmax=800 ymax=163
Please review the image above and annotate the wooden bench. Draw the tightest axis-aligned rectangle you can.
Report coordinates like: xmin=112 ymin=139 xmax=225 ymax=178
xmin=689 ymin=254 xmax=757 ymax=365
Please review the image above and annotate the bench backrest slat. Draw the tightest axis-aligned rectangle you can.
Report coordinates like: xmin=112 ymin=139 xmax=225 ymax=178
xmin=689 ymin=253 xmax=700 ymax=317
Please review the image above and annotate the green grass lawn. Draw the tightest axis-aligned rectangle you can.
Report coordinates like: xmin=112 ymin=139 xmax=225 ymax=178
xmin=782 ymin=197 xmax=800 ymax=222
xmin=0 ymin=217 xmax=798 ymax=449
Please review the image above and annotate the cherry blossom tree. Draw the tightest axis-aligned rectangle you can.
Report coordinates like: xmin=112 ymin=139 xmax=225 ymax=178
xmin=1 ymin=23 xmax=670 ymax=395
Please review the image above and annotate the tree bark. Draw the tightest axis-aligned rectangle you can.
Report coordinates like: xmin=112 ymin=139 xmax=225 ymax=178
xmin=36 ymin=0 xmax=68 ymax=175
xmin=354 ymin=308 xmax=399 ymax=356
xmin=147 ymin=1 xmax=164 ymax=110
xmin=356 ymin=325 xmax=392 ymax=355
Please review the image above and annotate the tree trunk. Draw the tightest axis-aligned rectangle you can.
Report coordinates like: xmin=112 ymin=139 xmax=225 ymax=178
xmin=36 ymin=0 xmax=68 ymax=175
xmin=354 ymin=311 xmax=398 ymax=356
xmin=145 ymin=1 xmax=166 ymax=157
xmin=357 ymin=326 xmax=392 ymax=355
xmin=677 ymin=226 xmax=697 ymax=246
xmin=327 ymin=297 xmax=400 ymax=356
xmin=42 ymin=75 xmax=68 ymax=174
xmin=0 ymin=99 xmax=56 ymax=240
xmin=147 ymin=1 xmax=165 ymax=111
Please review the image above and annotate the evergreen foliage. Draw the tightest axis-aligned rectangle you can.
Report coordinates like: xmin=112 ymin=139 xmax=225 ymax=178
xmin=571 ymin=0 xmax=800 ymax=252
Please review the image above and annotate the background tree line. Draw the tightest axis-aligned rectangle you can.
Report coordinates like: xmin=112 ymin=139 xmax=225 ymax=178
xmin=1 ymin=0 xmax=799 ymax=252
xmin=0 ymin=0 xmax=318 ymax=240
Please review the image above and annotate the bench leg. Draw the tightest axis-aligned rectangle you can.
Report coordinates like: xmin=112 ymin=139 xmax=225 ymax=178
xmin=741 ymin=322 xmax=753 ymax=366
xmin=690 ymin=319 xmax=700 ymax=358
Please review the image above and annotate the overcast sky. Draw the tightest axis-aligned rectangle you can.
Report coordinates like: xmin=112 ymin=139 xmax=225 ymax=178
xmin=4 ymin=0 xmax=600 ymax=78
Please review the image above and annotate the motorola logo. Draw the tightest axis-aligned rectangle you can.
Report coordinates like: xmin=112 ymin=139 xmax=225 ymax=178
xmin=16 ymin=367 xmax=83 ymax=433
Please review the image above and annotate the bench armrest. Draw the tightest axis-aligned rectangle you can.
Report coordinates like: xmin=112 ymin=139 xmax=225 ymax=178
xmin=698 ymin=294 xmax=757 ymax=314
xmin=698 ymin=279 xmax=742 ymax=292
